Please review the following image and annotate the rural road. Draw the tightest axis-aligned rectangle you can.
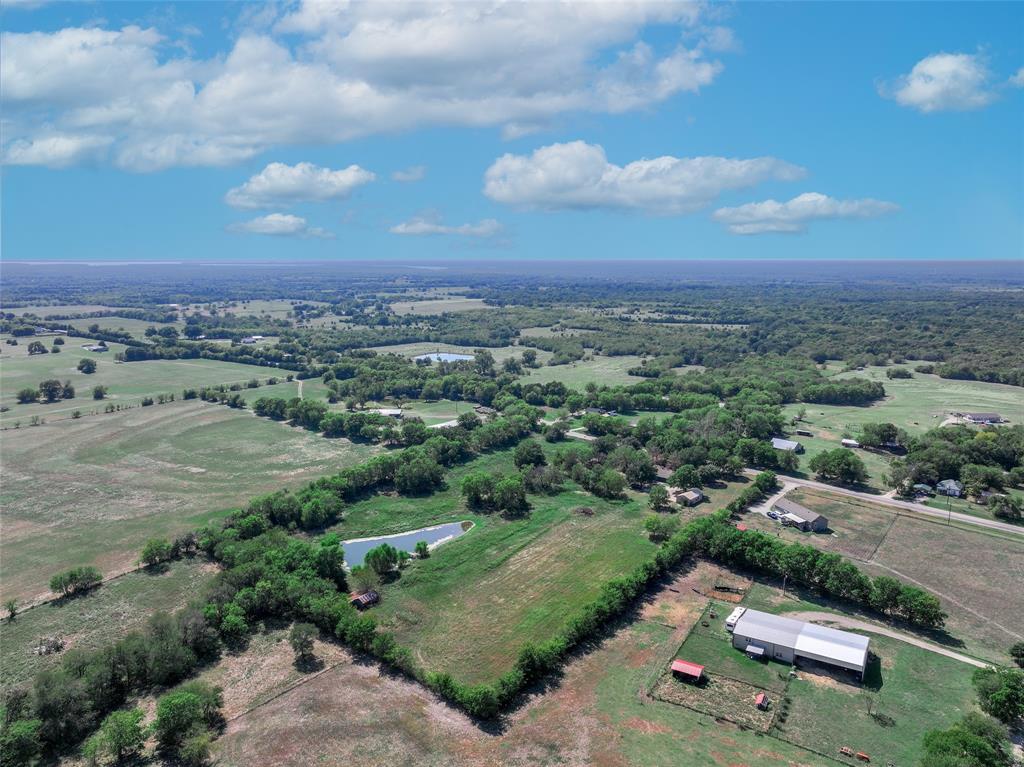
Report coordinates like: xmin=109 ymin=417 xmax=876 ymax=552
xmin=747 ymin=471 xmax=1024 ymax=537
xmin=784 ymin=611 xmax=988 ymax=668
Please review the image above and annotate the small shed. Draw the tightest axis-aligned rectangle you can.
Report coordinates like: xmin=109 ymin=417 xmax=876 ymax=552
xmin=350 ymin=590 xmax=380 ymax=609
xmin=755 ymin=692 xmax=770 ymax=710
xmin=912 ymin=483 xmax=934 ymax=496
xmin=677 ymin=488 xmax=704 ymax=507
xmin=841 ymin=438 xmax=860 ymax=448
xmin=671 ymin=659 xmax=704 ymax=683
xmin=771 ymin=437 xmax=804 ymax=453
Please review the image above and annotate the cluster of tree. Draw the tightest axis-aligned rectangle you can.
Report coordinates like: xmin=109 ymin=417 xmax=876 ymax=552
xmin=48 ymin=566 xmax=102 ymax=597
xmin=887 ymin=425 xmax=1023 ymax=496
xmin=808 ymin=448 xmax=869 ymax=485
xmin=553 ymin=448 xmax=628 ymax=499
xmin=461 ymin=472 xmax=529 ymax=514
xmin=919 ymin=712 xmax=1014 ymax=767
xmin=857 ymin=421 xmax=909 ymax=450
xmin=799 ymin=378 xmax=886 ymax=405
xmin=972 ymin=666 xmax=1024 ymax=724
xmin=16 ymin=379 xmax=75 ymax=405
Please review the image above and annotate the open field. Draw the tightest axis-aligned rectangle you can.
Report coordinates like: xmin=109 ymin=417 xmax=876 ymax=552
xmin=211 ymin=563 xmax=819 ymax=767
xmin=743 ymin=488 xmax=1024 ymax=663
xmin=185 ymin=299 xmax=316 ymax=320
xmin=390 ymin=297 xmax=492 ymax=315
xmin=0 ymin=400 xmax=377 ymax=604
xmin=790 ymin=436 xmax=894 ymax=491
xmin=785 ymin=366 xmax=1021 ymax=439
xmin=0 ymin=351 xmax=284 ymax=424
xmin=0 ymin=558 xmax=215 ymax=690
xmin=522 ymin=354 xmax=647 ymax=388
xmin=2 ymin=304 xmax=143 ymax=317
xmin=368 ymin=341 xmax=552 ymax=364
xmin=519 ymin=325 xmax=597 ymax=338
xmin=63 ymin=315 xmax=185 ymax=339
xmin=398 ymin=398 xmax=468 ymax=425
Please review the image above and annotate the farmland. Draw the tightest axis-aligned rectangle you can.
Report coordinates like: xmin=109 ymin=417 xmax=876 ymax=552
xmin=741 ymin=488 xmax=1024 ymax=663
xmin=368 ymin=341 xmax=551 ymax=364
xmin=522 ymin=354 xmax=648 ymax=388
xmin=389 ymin=297 xmax=492 ymax=315
xmin=0 ymin=350 xmax=286 ymax=424
xmin=0 ymin=399 xmax=377 ymax=604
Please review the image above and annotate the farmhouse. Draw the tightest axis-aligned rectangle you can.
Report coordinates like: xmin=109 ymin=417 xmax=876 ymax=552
xmin=772 ymin=498 xmax=828 ymax=532
xmin=671 ymin=487 xmax=704 ymax=506
xmin=771 ymin=437 xmax=804 ymax=453
xmin=936 ymin=479 xmax=964 ymax=497
xmin=731 ymin=609 xmax=870 ymax=680
xmin=964 ymin=412 xmax=1002 ymax=424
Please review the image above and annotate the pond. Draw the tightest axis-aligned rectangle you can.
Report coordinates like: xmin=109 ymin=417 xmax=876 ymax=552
xmin=413 ymin=352 xmax=474 ymax=362
xmin=341 ymin=520 xmax=473 ymax=567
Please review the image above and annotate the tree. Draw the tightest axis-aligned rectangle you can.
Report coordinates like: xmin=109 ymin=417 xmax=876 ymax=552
xmin=394 ymin=454 xmax=444 ymax=495
xmin=0 ymin=718 xmax=42 ymax=767
xmin=349 ymin=565 xmax=381 ymax=593
xmin=973 ymin=666 xmax=1024 ymax=724
xmin=5 ymin=599 xmax=17 ymax=621
xmin=93 ymin=385 xmax=108 ymax=400
xmin=493 ymin=474 xmax=528 ymax=514
xmin=77 ymin=358 xmax=97 ymax=374
xmin=37 ymin=379 xmax=65 ymax=403
xmin=648 ymin=484 xmax=669 ymax=510
xmin=808 ymin=448 xmax=868 ymax=485
xmin=86 ymin=708 xmax=146 ymax=764
xmin=289 ymin=622 xmax=317 ymax=663
xmin=49 ymin=565 xmax=102 ymax=597
xmin=461 ymin=472 xmax=495 ymax=508
xmin=154 ymin=683 xmax=223 ymax=756
xmin=1010 ymin=642 xmax=1024 ymax=669
xmin=963 ymin=464 xmax=1006 ymax=498
xmin=669 ymin=464 xmax=699 ymax=488
xmin=15 ymin=388 xmax=38 ymax=404
xmin=140 ymin=538 xmax=174 ymax=567
xmin=921 ymin=713 xmax=1012 ymax=767
xmin=26 ymin=341 xmax=48 ymax=355
xmin=644 ymin=515 xmax=680 ymax=542
xmin=415 ymin=540 xmax=430 ymax=558
xmin=513 ymin=440 xmax=546 ymax=469
xmin=989 ymin=494 xmax=1022 ymax=521
xmin=364 ymin=543 xmax=400 ymax=576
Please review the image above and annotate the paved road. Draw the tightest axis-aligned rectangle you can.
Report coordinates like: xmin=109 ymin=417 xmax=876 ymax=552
xmin=747 ymin=471 xmax=1024 ymax=536
xmin=785 ymin=611 xmax=988 ymax=668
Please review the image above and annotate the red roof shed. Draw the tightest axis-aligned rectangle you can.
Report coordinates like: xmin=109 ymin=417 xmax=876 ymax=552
xmin=736 ymin=523 xmax=748 ymax=531
xmin=671 ymin=659 xmax=704 ymax=681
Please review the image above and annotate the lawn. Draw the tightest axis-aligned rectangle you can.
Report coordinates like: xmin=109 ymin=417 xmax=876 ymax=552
xmin=0 ymin=399 xmax=377 ymax=604
xmin=522 ymin=354 xmax=648 ymax=388
xmin=397 ymin=398 xmax=467 ymax=425
xmin=0 ymin=558 xmax=216 ymax=690
xmin=0 ymin=351 xmax=285 ymax=425
xmin=334 ymin=446 xmax=658 ymax=684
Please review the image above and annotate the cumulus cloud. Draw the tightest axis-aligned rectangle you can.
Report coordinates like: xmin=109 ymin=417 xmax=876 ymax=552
xmin=1010 ymin=67 xmax=1024 ymax=87
xmin=225 ymin=162 xmax=375 ymax=209
xmin=227 ymin=213 xmax=333 ymax=238
xmin=483 ymin=140 xmax=804 ymax=215
xmin=1 ymin=2 xmax=731 ymax=170
xmin=392 ymin=165 xmax=426 ymax=183
xmin=880 ymin=53 xmax=996 ymax=112
xmin=712 ymin=192 xmax=899 ymax=235
xmin=4 ymin=133 xmax=112 ymax=167
xmin=390 ymin=216 xmax=502 ymax=238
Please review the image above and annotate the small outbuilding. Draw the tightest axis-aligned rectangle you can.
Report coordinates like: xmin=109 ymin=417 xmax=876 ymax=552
xmin=841 ymin=438 xmax=860 ymax=448
xmin=755 ymin=692 xmax=770 ymax=710
xmin=964 ymin=412 xmax=1002 ymax=424
xmin=771 ymin=437 xmax=804 ymax=453
xmin=372 ymin=408 xmax=404 ymax=419
xmin=676 ymin=488 xmax=704 ymax=507
xmin=350 ymin=590 xmax=380 ymax=609
xmin=671 ymin=659 xmax=705 ymax=683
xmin=912 ymin=483 xmax=934 ymax=496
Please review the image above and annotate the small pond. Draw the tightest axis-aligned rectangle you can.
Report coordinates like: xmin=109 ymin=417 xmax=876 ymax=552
xmin=341 ymin=520 xmax=473 ymax=567
xmin=414 ymin=352 xmax=474 ymax=362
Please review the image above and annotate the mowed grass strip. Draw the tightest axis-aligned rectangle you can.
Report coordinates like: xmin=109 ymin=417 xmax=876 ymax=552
xmin=0 ymin=400 xmax=377 ymax=604
xmin=0 ymin=559 xmax=216 ymax=690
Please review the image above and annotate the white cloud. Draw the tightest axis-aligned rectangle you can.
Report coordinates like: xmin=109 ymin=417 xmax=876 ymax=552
xmin=4 ymin=133 xmax=112 ymax=167
xmin=225 ymin=162 xmax=375 ymax=209
xmin=1 ymin=3 xmax=731 ymax=170
xmin=712 ymin=192 xmax=899 ymax=235
xmin=390 ymin=216 xmax=502 ymax=238
xmin=483 ymin=140 xmax=805 ymax=215
xmin=227 ymin=213 xmax=333 ymax=238
xmin=880 ymin=53 xmax=995 ymax=112
xmin=391 ymin=165 xmax=426 ymax=183
xmin=1010 ymin=67 xmax=1024 ymax=87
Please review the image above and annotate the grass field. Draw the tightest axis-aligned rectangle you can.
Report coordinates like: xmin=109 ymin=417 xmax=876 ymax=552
xmin=0 ymin=351 xmax=284 ymax=424
xmin=0 ymin=558 xmax=215 ymax=690
xmin=368 ymin=341 xmax=552 ymax=364
xmin=0 ymin=400 xmax=377 ymax=604
xmin=522 ymin=354 xmax=647 ymax=388
xmin=389 ymin=297 xmax=492 ymax=315
xmin=2 ymin=304 xmax=142 ymax=317
xmin=397 ymin=398 xmax=467 ymax=425
xmin=785 ymin=366 xmax=1021 ymax=439
xmin=63 ymin=316 xmax=185 ymax=339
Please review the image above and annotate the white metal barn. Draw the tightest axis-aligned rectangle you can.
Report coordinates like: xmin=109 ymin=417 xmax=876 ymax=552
xmin=730 ymin=609 xmax=870 ymax=679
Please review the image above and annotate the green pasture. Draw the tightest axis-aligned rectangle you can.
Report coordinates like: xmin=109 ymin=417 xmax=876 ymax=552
xmin=389 ymin=297 xmax=492 ymax=315
xmin=63 ymin=316 xmax=185 ymax=340
xmin=368 ymin=341 xmax=551 ymax=364
xmin=0 ymin=559 xmax=215 ymax=690
xmin=0 ymin=399 xmax=377 ymax=604
xmin=522 ymin=354 xmax=647 ymax=388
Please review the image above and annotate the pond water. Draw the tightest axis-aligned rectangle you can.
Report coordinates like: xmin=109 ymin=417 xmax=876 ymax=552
xmin=341 ymin=520 xmax=473 ymax=567
xmin=414 ymin=352 xmax=474 ymax=362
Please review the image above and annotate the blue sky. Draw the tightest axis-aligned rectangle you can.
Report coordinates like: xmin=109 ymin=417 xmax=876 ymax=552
xmin=2 ymin=1 xmax=1021 ymax=262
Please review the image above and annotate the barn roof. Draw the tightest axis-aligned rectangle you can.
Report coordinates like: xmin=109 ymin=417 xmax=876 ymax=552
xmin=671 ymin=659 xmax=704 ymax=678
